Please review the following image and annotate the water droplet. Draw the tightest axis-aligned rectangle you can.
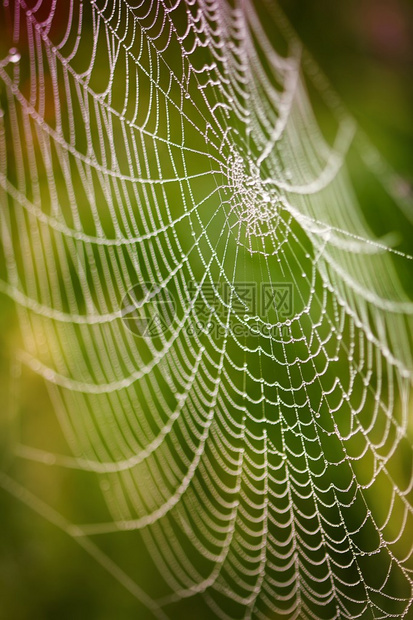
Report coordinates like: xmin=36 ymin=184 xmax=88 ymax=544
xmin=44 ymin=453 xmax=56 ymax=465
xmin=184 ymin=92 xmax=190 ymax=99
xmin=9 ymin=48 xmax=21 ymax=63
xmin=100 ymin=480 xmax=110 ymax=492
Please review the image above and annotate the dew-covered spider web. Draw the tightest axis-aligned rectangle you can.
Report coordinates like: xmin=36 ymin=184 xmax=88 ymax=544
xmin=1 ymin=0 xmax=413 ymax=618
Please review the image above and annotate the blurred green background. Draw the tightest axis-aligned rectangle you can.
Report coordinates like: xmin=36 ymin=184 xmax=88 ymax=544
xmin=280 ymin=0 xmax=413 ymax=176
xmin=0 ymin=1 xmax=412 ymax=619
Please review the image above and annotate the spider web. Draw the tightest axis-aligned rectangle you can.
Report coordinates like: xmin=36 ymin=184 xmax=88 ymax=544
xmin=0 ymin=0 xmax=413 ymax=618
